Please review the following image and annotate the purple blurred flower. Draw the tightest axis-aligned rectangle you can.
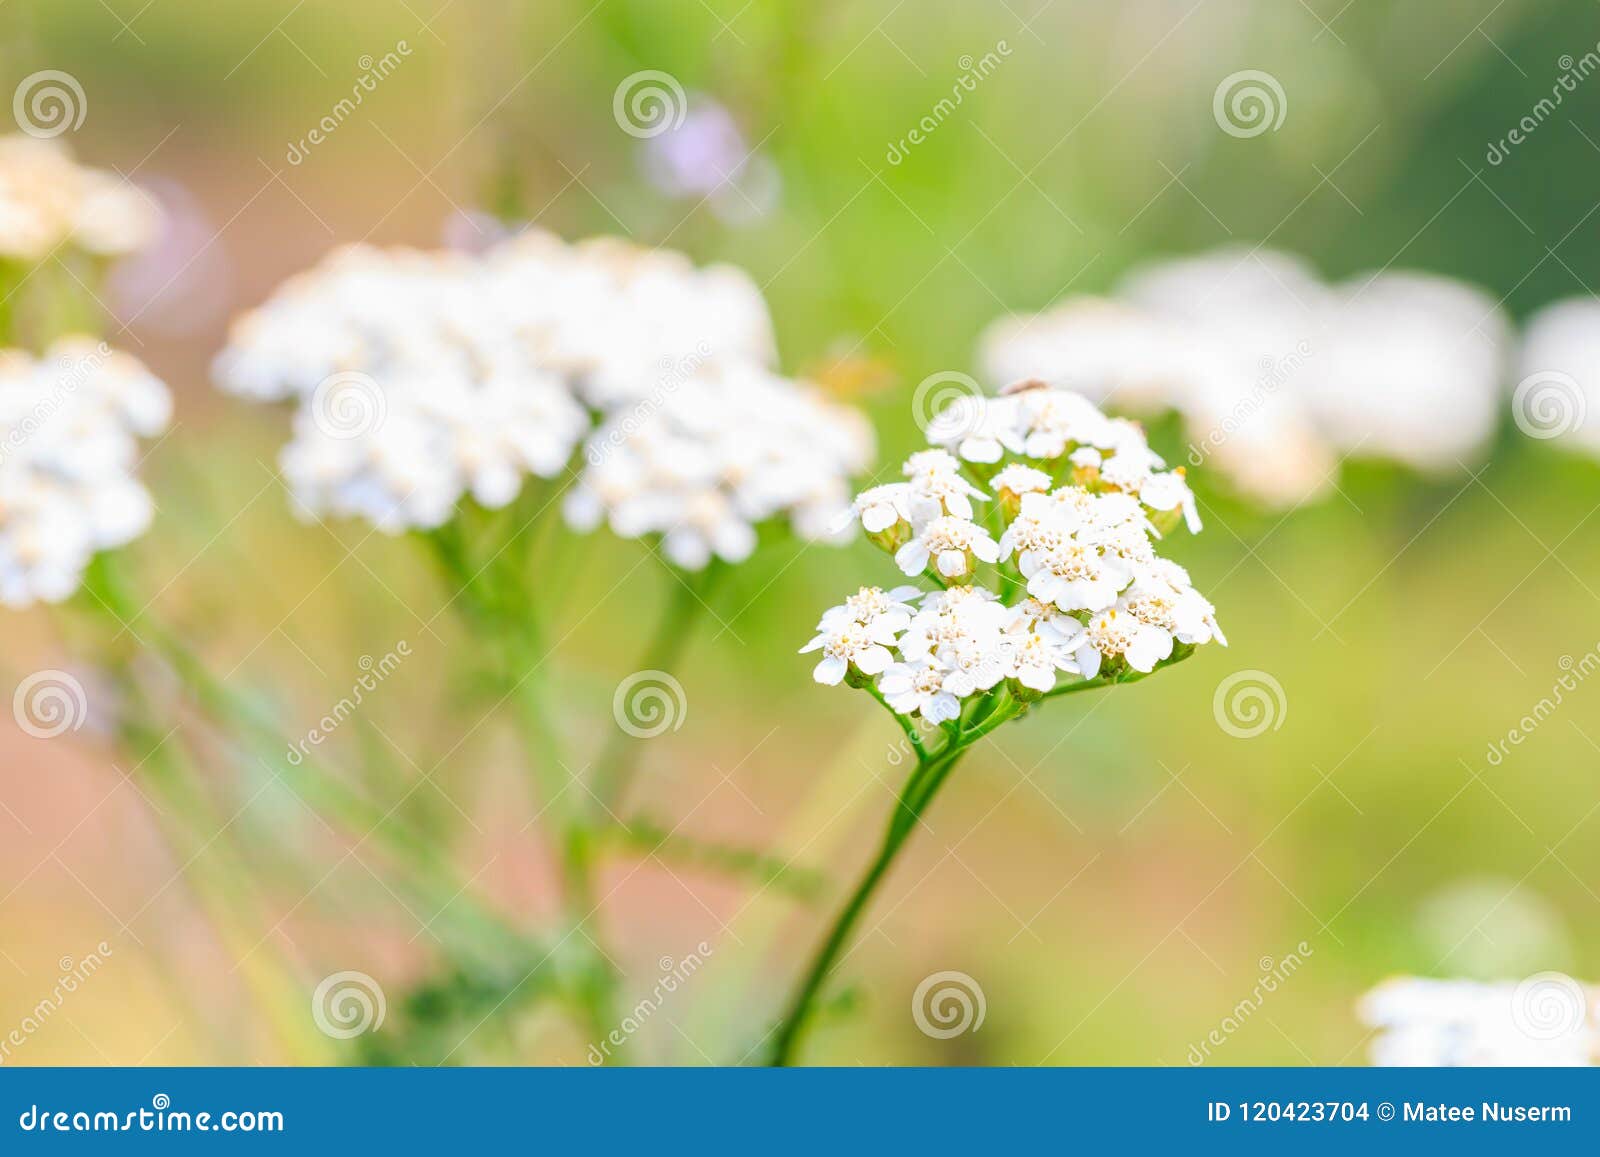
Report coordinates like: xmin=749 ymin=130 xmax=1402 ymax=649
xmin=641 ymin=96 xmax=779 ymax=225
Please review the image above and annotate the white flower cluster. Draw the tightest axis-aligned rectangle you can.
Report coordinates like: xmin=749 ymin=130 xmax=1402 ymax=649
xmin=0 ymin=338 xmax=172 ymax=605
xmin=565 ymin=359 xmax=872 ymax=569
xmin=214 ymin=234 xmax=870 ymax=555
xmin=803 ymin=383 xmax=1222 ymax=716
xmin=0 ymin=135 xmax=162 ymax=261
xmin=980 ymin=247 xmax=1509 ymax=508
xmin=1517 ymin=298 xmax=1600 ymax=457
xmin=1359 ymin=976 xmax=1600 ymax=1067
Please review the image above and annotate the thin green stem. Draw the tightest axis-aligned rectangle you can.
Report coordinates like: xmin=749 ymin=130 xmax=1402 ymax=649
xmin=605 ymin=816 xmax=827 ymax=902
xmin=82 ymin=556 xmax=526 ymax=968
xmin=767 ymin=690 xmax=1026 ymax=1065
xmin=586 ymin=566 xmax=719 ymax=818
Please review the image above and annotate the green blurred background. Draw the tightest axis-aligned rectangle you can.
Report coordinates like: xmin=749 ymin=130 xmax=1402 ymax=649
xmin=2 ymin=0 xmax=1598 ymax=1065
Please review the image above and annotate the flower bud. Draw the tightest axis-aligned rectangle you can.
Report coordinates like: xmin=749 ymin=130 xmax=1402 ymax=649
xmin=866 ymin=519 xmax=912 ymax=554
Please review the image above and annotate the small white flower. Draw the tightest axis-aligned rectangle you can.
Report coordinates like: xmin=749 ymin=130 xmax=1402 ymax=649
xmin=819 ymin=584 xmax=921 ymax=635
xmin=853 ymin=482 xmax=936 ymax=534
xmin=903 ymin=449 xmax=987 ymax=519
xmin=1073 ymin=605 xmax=1174 ymax=677
xmin=877 ymin=657 xmax=962 ymax=724
xmin=799 ymin=619 xmax=898 ymax=686
xmin=1005 ymin=621 xmax=1079 ymax=691
xmin=894 ymin=514 xmax=1000 ymax=579
xmin=991 ymin=463 xmax=1052 ymax=499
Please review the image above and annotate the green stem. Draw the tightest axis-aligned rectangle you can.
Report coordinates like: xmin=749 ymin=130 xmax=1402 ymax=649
xmin=586 ymin=566 xmax=718 ymax=818
xmin=81 ymin=556 xmax=526 ymax=969
xmin=421 ymin=525 xmax=626 ymax=1053
xmin=606 ymin=816 xmax=828 ymax=901
xmin=766 ymin=692 xmax=1023 ymax=1065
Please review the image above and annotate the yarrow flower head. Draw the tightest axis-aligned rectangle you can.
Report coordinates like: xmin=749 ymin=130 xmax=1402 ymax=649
xmin=806 ymin=380 xmax=1222 ymax=718
xmin=213 ymin=233 xmax=872 ymax=559
xmin=0 ymin=338 xmax=172 ymax=606
xmin=0 ymin=135 xmax=162 ymax=262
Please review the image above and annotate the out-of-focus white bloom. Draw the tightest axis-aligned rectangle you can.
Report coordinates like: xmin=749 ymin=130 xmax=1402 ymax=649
xmin=280 ymin=368 xmax=588 ymax=533
xmin=1516 ymin=298 xmax=1600 ymax=455
xmin=1359 ymin=976 xmax=1600 ymax=1067
xmin=977 ymin=297 xmax=1186 ymax=415
xmin=0 ymin=136 xmax=161 ymax=261
xmin=216 ymin=233 xmax=871 ymax=556
xmin=806 ymin=383 xmax=1222 ymax=711
xmin=0 ymin=338 xmax=171 ymax=606
xmin=564 ymin=360 xmax=872 ymax=569
xmin=1302 ymin=272 xmax=1507 ymax=471
xmin=215 ymin=235 xmax=776 ymax=409
xmin=977 ymin=246 xmax=1511 ymax=507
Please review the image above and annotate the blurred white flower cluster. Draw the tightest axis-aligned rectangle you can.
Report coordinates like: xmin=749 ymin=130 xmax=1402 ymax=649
xmin=1360 ymin=975 xmax=1600 ymax=1067
xmin=980 ymin=247 xmax=1510 ymax=508
xmin=214 ymin=233 xmax=870 ymax=558
xmin=1516 ymin=299 xmax=1600 ymax=456
xmin=0 ymin=135 xmax=162 ymax=261
xmin=0 ymin=338 xmax=172 ymax=605
xmin=803 ymin=381 xmax=1222 ymax=715
xmin=567 ymin=358 xmax=871 ymax=569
